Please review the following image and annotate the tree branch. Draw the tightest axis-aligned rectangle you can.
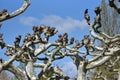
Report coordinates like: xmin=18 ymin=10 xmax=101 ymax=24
xmin=0 ymin=0 xmax=30 ymax=22
xmin=7 ymin=64 xmax=27 ymax=80
xmin=86 ymin=47 xmax=120 ymax=69
xmin=109 ymin=0 xmax=120 ymax=14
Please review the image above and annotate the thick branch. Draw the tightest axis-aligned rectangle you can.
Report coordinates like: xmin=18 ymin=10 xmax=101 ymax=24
xmin=52 ymin=67 xmax=70 ymax=79
xmin=38 ymin=47 xmax=61 ymax=78
xmin=0 ymin=0 xmax=30 ymax=22
xmin=34 ymin=43 xmax=60 ymax=56
xmin=86 ymin=47 xmax=120 ymax=69
xmin=87 ymin=56 xmax=111 ymax=69
xmin=7 ymin=64 xmax=27 ymax=80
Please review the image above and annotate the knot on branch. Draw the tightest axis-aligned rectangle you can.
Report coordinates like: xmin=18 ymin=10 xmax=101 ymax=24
xmin=0 ymin=9 xmax=9 ymax=17
xmin=82 ymin=35 xmax=95 ymax=55
xmin=84 ymin=6 xmax=102 ymax=33
xmin=22 ymin=25 xmax=58 ymax=49
xmin=14 ymin=35 xmax=21 ymax=48
xmin=0 ymin=33 xmax=5 ymax=49
xmin=56 ymin=34 xmax=63 ymax=44
xmin=63 ymin=33 xmax=68 ymax=45
xmin=5 ymin=25 xmax=59 ymax=63
xmin=56 ymin=33 xmax=74 ymax=45
xmin=0 ymin=58 xmax=3 ymax=72
xmin=5 ymin=47 xmax=14 ymax=56
xmin=32 ymin=24 xmax=58 ymax=43
xmin=82 ymin=35 xmax=95 ymax=46
xmin=82 ymin=35 xmax=90 ymax=45
xmin=56 ymin=33 xmax=75 ymax=45
xmin=40 ymin=24 xmax=58 ymax=37
xmin=75 ymin=40 xmax=81 ymax=48
xmin=84 ymin=9 xmax=90 ymax=25
xmin=94 ymin=6 xmax=102 ymax=33
xmin=56 ymin=33 xmax=68 ymax=45
xmin=94 ymin=7 xmax=101 ymax=15
xmin=0 ymin=58 xmax=3 ymax=63
xmin=94 ymin=6 xmax=101 ymax=24
xmin=81 ymin=56 xmax=88 ymax=63
xmin=23 ymin=33 xmax=33 ymax=43
xmin=70 ymin=37 xmax=75 ymax=44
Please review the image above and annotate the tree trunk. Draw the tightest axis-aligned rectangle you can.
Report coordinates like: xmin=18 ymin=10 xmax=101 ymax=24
xmin=25 ymin=61 xmax=37 ymax=80
xmin=77 ymin=61 xmax=87 ymax=80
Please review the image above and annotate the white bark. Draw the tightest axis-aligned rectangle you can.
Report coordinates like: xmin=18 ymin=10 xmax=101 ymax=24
xmin=7 ymin=64 xmax=28 ymax=80
xmin=25 ymin=61 xmax=37 ymax=80
xmin=0 ymin=0 xmax=120 ymax=80
xmin=0 ymin=0 xmax=30 ymax=22
xmin=77 ymin=62 xmax=87 ymax=80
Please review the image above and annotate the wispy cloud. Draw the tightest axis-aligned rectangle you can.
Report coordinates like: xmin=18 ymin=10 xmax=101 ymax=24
xmin=40 ymin=15 xmax=88 ymax=32
xmin=19 ymin=15 xmax=88 ymax=32
xmin=19 ymin=16 xmax=39 ymax=26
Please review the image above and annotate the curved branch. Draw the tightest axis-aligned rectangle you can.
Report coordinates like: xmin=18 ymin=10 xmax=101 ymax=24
xmin=52 ymin=67 xmax=70 ymax=79
xmin=3 ymin=55 xmax=17 ymax=67
xmin=90 ymin=44 xmax=103 ymax=51
xmin=3 ymin=50 xmax=24 ymax=67
xmin=34 ymin=43 xmax=60 ymax=56
xmin=87 ymin=56 xmax=111 ymax=69
xmin=90 ymin=27 xmax=106 ymax=43
xmin=38 ymin=47 xmax=61 ymax=78
xmin=86 ymin=47 xmax=120 ymax=69
xmin=88 ymin=55 xmax=102 ymax=63
xmin=7 ymin=64 xmax=27 ymax=80
xmin=65 ymin=46 xmax=86 ymax=54
xmin=0 ymin=0 xmax=30 ymax=22
xmin=84 ymin=8 xmax=113 ymax=45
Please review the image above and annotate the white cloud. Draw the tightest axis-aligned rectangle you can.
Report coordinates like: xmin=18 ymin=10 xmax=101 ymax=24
xmin=19 ymin=16 xmax=39 ymax=26
xmin=19 ymin=15 xmax=88 ymax=32
xmin=40 ymin=15 xmax=88 ymax=32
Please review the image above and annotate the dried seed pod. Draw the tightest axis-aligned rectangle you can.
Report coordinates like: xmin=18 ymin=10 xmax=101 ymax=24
xmin=70 ymin=37 xmax=74 ymax=44
xmin=32 ymin=26 xmax=38 ymax=32
xmin=14 ymin=35 xmax=21 ymax=47
xmin=94 ymin=6 xmax=101 ymax=15
xmin=0 ymin=9 xmax=8 ymax=16
xmin=57 ymin=34 xmax=63 ymax=43
xmin=84 ymin=9 xmax=90 ymax=25
xmin=82 ymin=35 xmax=90 ymax=45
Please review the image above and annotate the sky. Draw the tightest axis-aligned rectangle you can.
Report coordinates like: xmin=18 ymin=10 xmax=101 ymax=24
xmin=0 ymin=0 xmax=101 ymax=77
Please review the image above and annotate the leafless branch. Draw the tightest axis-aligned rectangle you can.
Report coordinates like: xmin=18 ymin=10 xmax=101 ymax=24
xmin=109 ymin=0 xmax=120 ymax=14
xmin=0 ymin=0 xmax=30 ymax=22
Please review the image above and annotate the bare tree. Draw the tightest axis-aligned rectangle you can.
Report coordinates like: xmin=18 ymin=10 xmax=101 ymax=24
xmin=90 ymin=0 xmax=120 ymax=80
xmin=0 ymin=0 xmax=120 ymax=80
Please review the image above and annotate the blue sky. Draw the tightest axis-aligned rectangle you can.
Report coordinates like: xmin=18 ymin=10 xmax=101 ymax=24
xmin=0 ymin=0 xmax=101 ymax=77
xmin=0 ymin=0 xmax=101 ymax=42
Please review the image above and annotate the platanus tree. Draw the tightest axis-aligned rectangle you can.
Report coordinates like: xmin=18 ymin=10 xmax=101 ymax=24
xmin=90 ymin=0 xmax=120 ymax=80
xmin=0 ymin=0 xmax=120 ymax=80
